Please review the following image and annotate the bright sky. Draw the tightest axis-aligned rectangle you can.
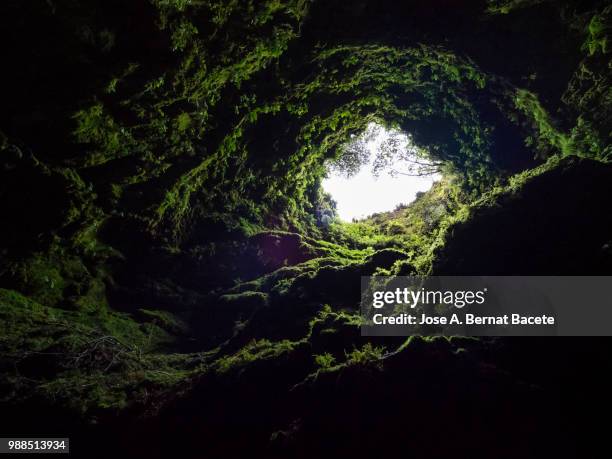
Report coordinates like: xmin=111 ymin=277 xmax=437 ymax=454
xmin=322 ymin=125 xmax=439 ymax=221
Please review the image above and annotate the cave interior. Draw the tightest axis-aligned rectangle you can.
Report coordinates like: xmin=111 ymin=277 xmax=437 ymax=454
xmin=1 ymin=0 xmax=612 ymax=457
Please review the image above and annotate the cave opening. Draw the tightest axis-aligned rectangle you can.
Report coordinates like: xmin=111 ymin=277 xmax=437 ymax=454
xmin=322 ymin=122 xmax=441 ymax=221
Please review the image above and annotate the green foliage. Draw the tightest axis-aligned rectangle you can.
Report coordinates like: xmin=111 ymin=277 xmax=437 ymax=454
xmin=345 ymin=343 xmax=386 ymax=366
xmin=291 ymin=44 xmax=498 ymax=198
xmin=65 ymin=22 xmax=526 ymax=243
xmin=583 ymin=11 xmax=610 ymax=56
xmin=322 ymin=179 xmax=462 ymax=272
xmin=563 ymin=6 xmax=612 ymax=162
xmin=314 ymin=352 xmax=336 ymax=369
xmin=0 ymin=288 xmax=193 ymax=416
xmin=514 ymin=89 xmax=571 ymax=156
xmin=72 ymin=103 xmax=136 ymax=166
xmin=214 ymin=339 xmax=297 ymax=374
xmin=8 ymin=0 xmax=584 ymax=249
xmin=3 ymin=0 xmax=609 ymax=251
xmin=514 ymin=16 xmax=611 ymax=164
xmin=7 ymin=255 xmax=65 ymax=307
xmin=485 ymin=0 xmax=548 ymax=15
xmin=138 ymin=309 xmax=190 ymax=336
xmin=328 ymin=122 xmax=444 ymax=179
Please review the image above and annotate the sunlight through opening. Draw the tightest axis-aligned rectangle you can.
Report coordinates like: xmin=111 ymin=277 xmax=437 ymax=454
xmin=323 ymin=123 xmax=440 ymax=221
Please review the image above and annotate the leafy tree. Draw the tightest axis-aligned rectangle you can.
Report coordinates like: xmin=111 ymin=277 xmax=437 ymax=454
xmin=328 ymin=123 xmax=443 ymax=179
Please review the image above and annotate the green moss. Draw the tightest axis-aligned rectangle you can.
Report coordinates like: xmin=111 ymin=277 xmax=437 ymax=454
xmin=307 ymin=305 xmax=362 ymax=342
xmin=485 ymin=0 xmax=547 ymax=15
xmin=0 ymin=288 xmax=194 ymax=417
xmin=219 ymin=291 xmax=269 ymax=310
xmin=34 ymin=351 xmax=199 ymax=415
xmin=345 ymin=343 xmax=385 ymax=367
xmin=138 ymin=309 xmax=190 ymax=336
xmin=7 ymin=255 xmax=66 ymax=307
xmin=583 ymin=11 xmax=610 ymax=56
xmin=314 ymin=352 xmax=336 ymax=369
xmin=214 ymin=338 xmax=297 ymax=374
xmin=72 ymin=103 xmax=136 ymax=166
xmin=514 ymin=89 xmax=571 ymax=156
xmin=175 ymin=112 xmax=193 ymax=132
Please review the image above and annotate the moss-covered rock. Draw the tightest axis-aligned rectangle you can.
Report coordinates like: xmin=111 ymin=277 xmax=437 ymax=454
xmin=432 ymin=157 xmax=612 ymax=275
